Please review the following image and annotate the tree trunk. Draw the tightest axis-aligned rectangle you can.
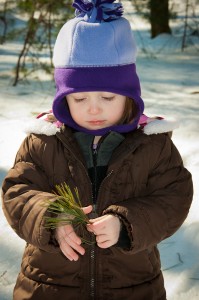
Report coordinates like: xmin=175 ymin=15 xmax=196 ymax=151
xmin=0 ymin=0 xmax=8 ymax=44
xmin=149 ymin=0 xmax=171 ymax=38
xmin=181 ymin=0 xmax=189 ymax=51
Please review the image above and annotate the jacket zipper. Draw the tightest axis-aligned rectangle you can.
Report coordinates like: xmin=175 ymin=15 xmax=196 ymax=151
xmin=90 ymin=146 xmax=97 ymax=299
xmin=57 ymin=135 xmax=114 ymax=299
xmin=90 ymin=241 xmax=95 ymax=299
xmin=56 ymin=135 xmax=97 ymax=298
xmin=89 ymin=144 xmax=114 ymax=299
xmin=89 ymin=169 xmax=113 ymax=299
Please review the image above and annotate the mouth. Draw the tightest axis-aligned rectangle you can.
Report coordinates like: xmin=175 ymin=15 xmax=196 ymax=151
xmin=87 ymin=120 xmax=106 ymax=126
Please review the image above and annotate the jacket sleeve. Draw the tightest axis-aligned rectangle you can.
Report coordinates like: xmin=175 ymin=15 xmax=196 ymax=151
xmin=1 ymin=134 xmax=59 ymax=253
xmin=103 ymin=134 xmax=193 ymax=253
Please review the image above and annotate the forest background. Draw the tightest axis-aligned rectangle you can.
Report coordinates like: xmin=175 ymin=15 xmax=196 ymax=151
xmin=1 ymin=0 xmax=198 ymax=86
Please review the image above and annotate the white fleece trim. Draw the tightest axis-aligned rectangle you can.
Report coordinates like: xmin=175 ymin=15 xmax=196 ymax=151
xmin=25 ymin=119 xmax=60 ymax=136
xmin=143 ymin=118 xmax=179 ymax=135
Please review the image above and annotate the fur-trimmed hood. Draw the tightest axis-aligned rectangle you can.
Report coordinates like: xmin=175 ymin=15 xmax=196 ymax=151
xmin=24 ymin=111 xmax=179 ymax=136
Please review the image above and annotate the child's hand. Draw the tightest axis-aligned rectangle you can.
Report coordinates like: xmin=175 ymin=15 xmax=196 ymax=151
xmin=87 ymin=214 xmax=121 ymax=248
xmin=55 ymin=205 xmax=92 ymax=261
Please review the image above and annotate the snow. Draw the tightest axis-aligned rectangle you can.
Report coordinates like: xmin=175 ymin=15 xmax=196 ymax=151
xmin=0 ymin=0 xmax=199 ymax=299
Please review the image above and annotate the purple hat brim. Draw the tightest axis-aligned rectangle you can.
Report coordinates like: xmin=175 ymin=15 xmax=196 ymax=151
xmin=53 ymin=64 xmax=144 ymax=135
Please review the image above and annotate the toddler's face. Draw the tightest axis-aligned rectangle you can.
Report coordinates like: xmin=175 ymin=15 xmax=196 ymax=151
xmin=66 ymin=91 xmax=126 ymax=130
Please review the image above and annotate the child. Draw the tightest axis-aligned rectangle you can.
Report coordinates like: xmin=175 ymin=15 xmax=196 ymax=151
xmin=2 ymin=0 xmax=193 ymax=299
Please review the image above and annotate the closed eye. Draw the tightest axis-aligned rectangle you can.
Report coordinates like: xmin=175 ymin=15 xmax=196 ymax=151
xmin=102 ymin=97 xmax=115 ymax=101
xmin=74 ymin=98 xmax=86 ymax=102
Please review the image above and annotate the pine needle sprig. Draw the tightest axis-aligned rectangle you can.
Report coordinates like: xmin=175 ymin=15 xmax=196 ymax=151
xmin=43 ymin=183 xmax=90 ymax=229
xmin=43 ymin=183 xmax=94 ymax=245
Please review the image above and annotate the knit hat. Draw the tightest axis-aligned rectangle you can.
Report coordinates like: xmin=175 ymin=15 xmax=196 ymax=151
xmin=52 ymin=0 xmax=144 ymax=135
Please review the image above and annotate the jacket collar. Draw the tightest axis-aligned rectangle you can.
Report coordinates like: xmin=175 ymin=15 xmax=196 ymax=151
xmin=74 ymin=131 xmax=125 ymax=168
xmin=108 ymin=130 xmax=150 ymax=168
xmin=55 ymin=126 xmax=150 ymax=169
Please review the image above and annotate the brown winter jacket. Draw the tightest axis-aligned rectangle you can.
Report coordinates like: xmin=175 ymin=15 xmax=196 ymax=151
xmin=2 ymin=122 xmax=193 ymax=300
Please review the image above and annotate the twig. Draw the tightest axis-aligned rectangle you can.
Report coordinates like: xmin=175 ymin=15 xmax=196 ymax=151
xmin=0 ymin=271 xmax=7 ymax=279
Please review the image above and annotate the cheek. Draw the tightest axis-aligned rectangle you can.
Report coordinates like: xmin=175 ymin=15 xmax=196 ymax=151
xmin=69 ymin=105 xmax=85 ymax=124
xmin=71 ymin=110 xmax=80 ymax=122
xmin=111 ymin=105 xmax=125 ymax=124
xmin=112 ymin=104 xmax=125 ymax=119
xmin=107 ymin=111 xmax=121 ymax=125
xmin=68 ymin=103 xmax=78 ymax=117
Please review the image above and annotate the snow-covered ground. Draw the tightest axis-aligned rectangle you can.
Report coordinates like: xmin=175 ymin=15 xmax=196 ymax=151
xmin=0 ymin=1 xmax=199 ymax=299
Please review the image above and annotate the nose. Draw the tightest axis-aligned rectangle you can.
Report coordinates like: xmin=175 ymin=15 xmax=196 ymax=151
xmin=88 ymin=100 xmax=102 ymax=115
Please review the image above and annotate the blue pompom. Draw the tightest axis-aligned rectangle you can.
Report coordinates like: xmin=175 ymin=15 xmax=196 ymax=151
xmin=72 ymin=0 xmax=123 ymax=22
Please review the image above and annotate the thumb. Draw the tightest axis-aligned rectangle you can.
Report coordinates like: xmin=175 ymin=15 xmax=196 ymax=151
xmin=82 ymin=205 xmax=93 ymax=215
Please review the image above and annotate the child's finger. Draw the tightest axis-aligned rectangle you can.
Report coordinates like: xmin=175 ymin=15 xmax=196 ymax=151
xmin=97 ymin=240 xmax=113 ymax=249
xmin=89 ymin=218 xmax=106 ymax=231
xmin=82 ymin=205 xmax=93 ymax=215
xmin=87 ymin=223 xmax=105 ymax=236
xmin=60 ymin=240 xmax=80 ymax=261
xmin=89 ymin=215 xmax=106 ymax=223
xmin=96 ymin=234 xmax=108 ymax=244
xmin=63 ymin=235 xmax=85 ymax=256
xmin=56 ymin=225 xmax=85 ymax=258
xmin=64 ymin=226 xmax=82 ymax=245
xmin=58 ymin=230 xmax=85 ymax=259
xmin=57 ymin=233 xmax=80 ymax=261
xmin=86 ymin=224 xmax=94 ymax=233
